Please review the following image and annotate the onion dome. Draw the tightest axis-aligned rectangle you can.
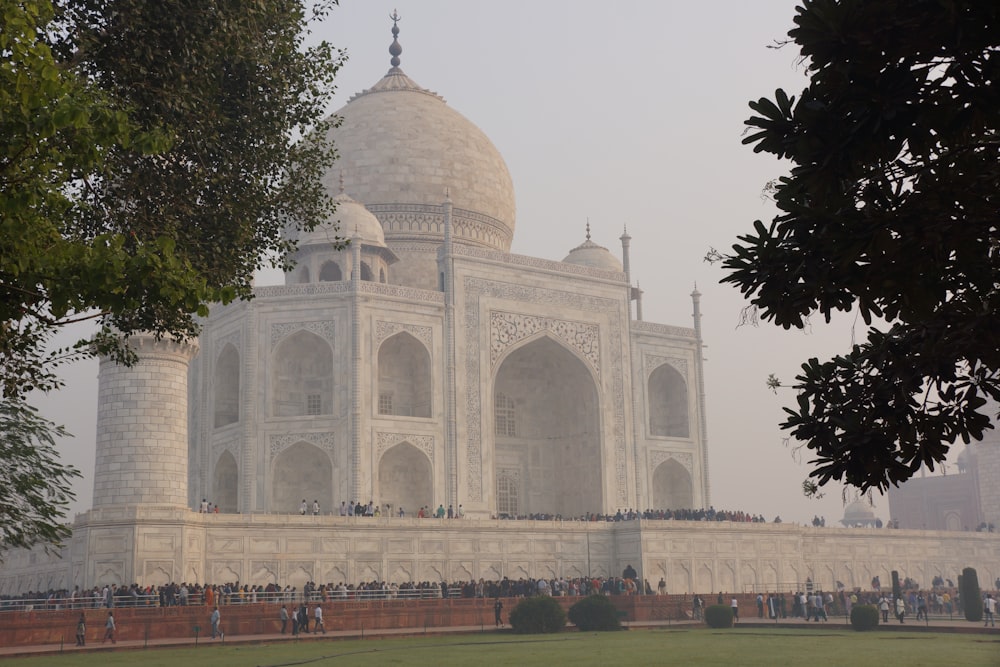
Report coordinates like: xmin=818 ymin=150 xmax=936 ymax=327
xmin=562 ymin=224 xmax=623 ymax=272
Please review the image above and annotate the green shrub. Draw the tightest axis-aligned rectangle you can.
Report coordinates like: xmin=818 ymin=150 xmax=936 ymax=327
xmin=960 ymin=567 xmax=983 ymax=623
xmin=850 ymin=604 xmax=879 ymax=631
xmin=703 ymin=604 xmax=733 ymax=628
xmin=509 ymin=595 xmax=566 ymax=634
xmin=568 ymin=594 xmax=621 ymax=631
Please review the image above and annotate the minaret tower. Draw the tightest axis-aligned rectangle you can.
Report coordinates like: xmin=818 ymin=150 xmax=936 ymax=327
xmin=92 ymin=334 xmax=199 ymax=508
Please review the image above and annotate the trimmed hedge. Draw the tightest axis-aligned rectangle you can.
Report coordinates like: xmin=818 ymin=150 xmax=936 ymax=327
xmin=961 ymin=567 xmax=983 ymax=623
xmin=704 ymin=604 xmax=733 ymax=628
xmin=509 ymin=595 xmax=567 ymax=634
xmin=850 ymin=604 xmax=879 ymax=631
xmin=568 ymin=594 xmax=622 ymax=631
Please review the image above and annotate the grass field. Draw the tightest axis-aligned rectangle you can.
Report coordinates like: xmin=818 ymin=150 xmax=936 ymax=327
xmin=4 ymin=629 xmax=998 ymax=667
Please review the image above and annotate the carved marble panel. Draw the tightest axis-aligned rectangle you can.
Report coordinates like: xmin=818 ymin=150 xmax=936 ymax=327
xmin=269 ymin=432 xmax=336 ymax=460
xmin=375 ymin=432 xmax=434 ymax=462
xmin=649 ymin=450 xmax=694 ymax=477
xmin=490 ymin=311 xmax=600 ymax=375
xmin=644 ymin=354 xmax=688 ymax=383
xmin=269 ymin=320 xmax=336 ymax=349
xmin=375 ymin=320 xmax=433 ymax=349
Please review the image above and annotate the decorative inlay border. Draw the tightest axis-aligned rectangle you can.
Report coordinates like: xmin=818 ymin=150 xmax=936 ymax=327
xmin=632 ymin=320 xmax=697 ymax=339
xmin=490 ymin=311 xmax=600 ymax=375
xmin=269 ymin=432 xmax=336 ymax=460
xmin=645 ymin=355 xmax=688 ymax=383
xmin=269 ymin=321 xmax=335 ymax=349
xmin=454 ymin=244 xmax=626 ymax=282
xmin=649 ymin=450 xmax=694 ymax=477
xmin=375 ymin=321 xmax=433 ymax=349
xmin=212 ymin=437 xmax=239 ymax=462
xmin=464 ymin=278 xmax=627 ymax=505
xmin=374 ymin=432 xmax=434 ymax=462
xmin=216 ymin=330 xmax=241 ymax=355
xmin=255 ymin=282 xmax=351 ymax=298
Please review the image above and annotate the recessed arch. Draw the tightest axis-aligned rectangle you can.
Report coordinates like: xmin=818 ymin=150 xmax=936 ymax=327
xmin=648 ymin=363 xmax=689 ymax=438
xmin=213 ymin=450 xmax=239 ymax=512
xmin=271 ymin=330 xmax=333 ymax=417
xmin=360 ymin=261 xmax=374 ymax=281
xmin=493 ymin=335 xmax=602 ymax=516
xmin=271 ymin=441 xmax=333 ymax=513
xmin=651 ymin=458 xmax=693 ymax=509
xmin=319 ymin=260 xmax=342 ymax=282
xmin=297 ymin=265 xmax=310 ymax=284
xmin=377 ymin=442 xmax=432 ymax=516
xmin=377 ymin=332 xmax=431 ymax=418
xmin=214 ymin=343 xmax=240 ymax=428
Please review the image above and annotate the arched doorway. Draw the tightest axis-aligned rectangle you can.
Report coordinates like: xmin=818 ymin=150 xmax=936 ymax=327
xmin=493 ymin=336 xmax=601 ymax=517
xmin=214 ymin=344 xmax=240 ymax=428
xmin=648 ymin=364 xmax=689 ymax=437
xmin=377 ymin=333 xmax=431 ymax=418
xmin=319 ymin=260 xmax=342 ymax=281
xmin=652 ymin=458 xmax=693 ymax=509
xmin=272 ymin=442 xmax=333 ymax=514
xmin=271 ymin=330 xmax=333 ymax=417
xmin=213 ymin=450 xmax=239 ymax=512
xmin=377 ymin=443 xmax=432 ymax=516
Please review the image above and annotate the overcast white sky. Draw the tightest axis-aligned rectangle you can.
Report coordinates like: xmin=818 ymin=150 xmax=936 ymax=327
xmin=34 ymin=1 xmax=965 ymax=526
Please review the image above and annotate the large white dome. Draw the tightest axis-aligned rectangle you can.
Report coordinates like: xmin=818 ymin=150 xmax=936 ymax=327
xmin=321 ymin=67 xmax=516 ymax=253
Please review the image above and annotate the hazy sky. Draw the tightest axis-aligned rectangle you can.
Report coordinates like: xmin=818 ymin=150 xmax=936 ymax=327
xmin=35 ymin=1 xmax=962 ymax=525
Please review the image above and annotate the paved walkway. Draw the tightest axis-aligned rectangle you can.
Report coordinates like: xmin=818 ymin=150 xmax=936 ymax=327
xmin=1 ymin=615 xmax=994 ymax=659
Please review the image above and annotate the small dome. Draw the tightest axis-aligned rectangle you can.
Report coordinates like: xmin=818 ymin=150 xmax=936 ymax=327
xmin=562 ymin=234 xmax=623 ymax=273
xmin=299 ymin=192 xmax=385 ymax=248
xmin=841 ymin=499 xmax=877 ymax=526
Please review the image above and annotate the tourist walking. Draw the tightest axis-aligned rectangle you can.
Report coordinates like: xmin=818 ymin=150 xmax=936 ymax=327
xmin=314 ymin=604 xmax=326 ymax=634
xmin=75 ymin=614 xmax=86 ymax=646
xmin=280 ymin=605 xmax=289 ymax=634
xmin=985 ymin=594 xmax=996 ymax=627
xmin=494 ymin=598 xmax=504 ymax=627
xmin=102 ymin=611 xmax=116 ymax=644
xmin=210 ymin=605 xmax=223 ymax=639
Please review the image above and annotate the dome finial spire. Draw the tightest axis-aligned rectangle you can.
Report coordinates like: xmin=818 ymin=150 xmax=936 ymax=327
xmin=389 ymin=9 xmax=402 ymax=69
xmin=585 ymin=219 xmax=591 ymax=241
xmin=339 ymin=170 xmax=345 ymax=195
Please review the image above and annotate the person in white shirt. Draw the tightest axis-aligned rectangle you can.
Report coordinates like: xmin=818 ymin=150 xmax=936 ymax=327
xmin=313 ymin=604 xmax=326 ymax=634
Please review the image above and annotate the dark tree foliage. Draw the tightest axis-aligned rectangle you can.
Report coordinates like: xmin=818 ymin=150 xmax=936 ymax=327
xmin=721 ymin=0 xmax=1000 ymax=493
xmin=1 ymin=0 xmax=343 ymax=554
xmin=960 ymin=567 xmax=982 ymax=622
xmin=509 ymin=596 xmax=566 ymax=634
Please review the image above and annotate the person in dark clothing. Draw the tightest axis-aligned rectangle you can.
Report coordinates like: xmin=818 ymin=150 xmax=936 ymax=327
xmin=494 ymin=598 xmax=504 ymax=627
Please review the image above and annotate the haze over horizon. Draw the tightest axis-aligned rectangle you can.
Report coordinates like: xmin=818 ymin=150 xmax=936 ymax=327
xmin=32 ymin=1 xmax=972 ymax=528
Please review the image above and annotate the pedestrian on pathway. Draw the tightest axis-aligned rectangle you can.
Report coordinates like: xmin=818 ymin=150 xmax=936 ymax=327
xmin=75 ymin=614 xmax=86 ymax=646
xmin=102 ymin=611 xmax=116 ymax=644
xmin=280 ymin=605 xmax=289 ymax=634
xmin=494 ymin=598 xmax=504 ymax=627
xmin=210 ymin=605 xmax=224 ymax=639
xmin=314 ymin=604 xmax=326 ymax=634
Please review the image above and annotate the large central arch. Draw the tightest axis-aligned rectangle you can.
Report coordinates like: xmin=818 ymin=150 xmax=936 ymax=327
xmin=493 ymin=336 xmax=602 ymax=517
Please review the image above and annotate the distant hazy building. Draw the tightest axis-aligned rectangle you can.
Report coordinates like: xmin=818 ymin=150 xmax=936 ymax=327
xmin=887 ymin=403 xmax=1000 ymax=531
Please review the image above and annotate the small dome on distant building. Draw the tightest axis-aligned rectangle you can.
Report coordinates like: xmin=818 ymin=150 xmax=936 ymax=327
xmin=562 ymin=225 xmax=623 ymax=273
xmin=297 ymin=190 xmax=386 ymax=249
xmin=841 ymin=499 xmax=878 ymax=527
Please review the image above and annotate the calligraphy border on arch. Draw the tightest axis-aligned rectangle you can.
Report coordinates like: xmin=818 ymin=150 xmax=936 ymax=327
xmin=374 ymin=432 xmax=434 ymax=462
xmin=644 ymin=354 xmax=688 ymax=383
xmin=489 ymin=311 xmax=600 ymax=376
xmin=269 ymin=321 xmax=336 ymax=349
xmin=464 ymin=277 xmax=627 ymax=505
xmin=268 ymin=432 xmax=336 ymax=461
xmin=375 ymin=321 xmax=433 ymax=349
xmin=648 ymin=450 xmax=694 ymax=477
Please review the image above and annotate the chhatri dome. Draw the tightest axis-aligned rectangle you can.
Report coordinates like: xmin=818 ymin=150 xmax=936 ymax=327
xmin=562 ymin=224 xmax=624 ymax=273
xmin=319 ymin=13 xmax=515 ymax=289
xmin=841 ymin=498 xmax=878 ymax=527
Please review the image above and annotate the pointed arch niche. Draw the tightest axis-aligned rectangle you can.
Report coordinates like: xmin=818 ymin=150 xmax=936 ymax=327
xmin=271 ymin=441 xmax=332 ymax=513
xmin=648 ymin=363 xmax=690 ymax=438
xmin=377 ymin=443 xmax=432 ymax=515
xmin=377 ymin=332 xmax=431 ymax=418
xmin=213 ymin=450 xmax=239 ymax=512
xmin=271 ymin=330 xmax=333 ymax=417
xmin=213 ymin=343 xmax=240 ymax=428
xmin=319 ymin=260 xmax=342 ymax=282
xmin=651 ymin=458 xmax=693 ymax=509
xmin=493 ymin=336 xmax=602 ymax=517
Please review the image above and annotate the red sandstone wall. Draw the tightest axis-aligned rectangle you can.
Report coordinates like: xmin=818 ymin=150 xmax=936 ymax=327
xmin=0 ymin=594 xmax=742 ymax=648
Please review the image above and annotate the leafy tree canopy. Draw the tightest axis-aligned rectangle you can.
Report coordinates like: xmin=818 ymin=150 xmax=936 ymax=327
xmin=1 ymin=0 xmax=344 ymax=552
xmin=720 ymin=0 xmax=1000 ymax=493
xmin=2 ymin=0 xmax=345 ymax=400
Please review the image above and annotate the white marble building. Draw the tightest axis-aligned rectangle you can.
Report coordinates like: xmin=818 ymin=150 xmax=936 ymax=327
xmin=1 ymin=20 xmax=996 ymax=595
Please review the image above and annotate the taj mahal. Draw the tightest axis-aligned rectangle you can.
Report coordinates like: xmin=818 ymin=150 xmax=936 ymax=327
xmin=1 ymin=19 xmax=997 ymax=596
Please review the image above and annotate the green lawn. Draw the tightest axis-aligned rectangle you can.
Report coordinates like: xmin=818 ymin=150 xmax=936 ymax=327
xmin=5 ymin=629 xmax=998 ymax=667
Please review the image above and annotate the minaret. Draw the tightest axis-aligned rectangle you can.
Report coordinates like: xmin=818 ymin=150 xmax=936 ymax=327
xmin=620 ymin=226 xmax=633 ymax=319
xmin=93 ymin=334 xmax=199 ymax=508
xmin=441 ymin=189 xmax=459 ymax=505
xmin=691 ymin=286 xmax=710 ymax=505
